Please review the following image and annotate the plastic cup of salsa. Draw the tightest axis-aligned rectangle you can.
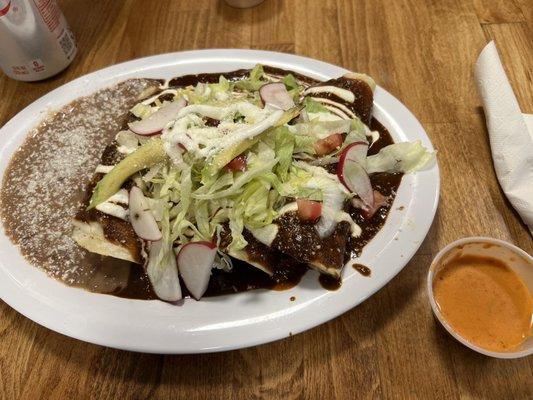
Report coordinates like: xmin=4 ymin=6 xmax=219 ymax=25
xmin=427 ymin=237 xmax=533 ymax=359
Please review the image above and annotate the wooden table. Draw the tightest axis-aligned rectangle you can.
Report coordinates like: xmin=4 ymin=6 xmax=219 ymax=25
xmin=1 ymin=0 xmax=532 ymax=398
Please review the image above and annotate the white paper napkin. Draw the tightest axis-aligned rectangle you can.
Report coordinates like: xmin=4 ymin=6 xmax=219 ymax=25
xmin=475 ymin=41 xmax=533 ymax=235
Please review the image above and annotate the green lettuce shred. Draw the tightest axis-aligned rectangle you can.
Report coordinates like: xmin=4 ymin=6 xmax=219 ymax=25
xmin=366 ymin=141 xmax=435 ymax=173
xmin=274 ymin=126 xmax=294 ymax=181
xmin=304 ymin=97 xmax=329 ymax=113
xmin=234 ymin=64 xmax=266 ymax=91
xmin=283 ymin=74 xmax=301 ymax=100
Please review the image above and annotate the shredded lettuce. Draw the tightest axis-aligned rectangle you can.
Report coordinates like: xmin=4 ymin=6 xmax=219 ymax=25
xmin=248 ymin=223 xmax=279 ymax=246
xmin=283 ymin=74 xmax=299 ymax=91
xmin=130 ymin=103 xmax=153 ymax=119
xmin=366 ymin=141 xmax=435 ymax=173
xmin=211 ymin=76 xmax=231 ymax=100
xmin=292 ymin=119 xmax=351 ymax=140
xmin=304 ymin=97 xmax=329 ymax=113
xmin=234 ymin=64 xmax=266 ymax=91
xmin=170 ymin=166 xmax=193 ymax=242
xmin=278 ymin=165 xmax=322 ymax=201
xmin=283 ymin=74 xmax=301 ymax=100
xmin=193 ymin=152 xmax=277 ymax=200
xmin=293 ymin=134 xmax=316 ymax=155
xmin=194 ymin=200 xmax=211 ymax=240
xmin=242 ymin=179 xmax=277 ymax=227
xmin=274 ymin=126 xmax=294 ymax=181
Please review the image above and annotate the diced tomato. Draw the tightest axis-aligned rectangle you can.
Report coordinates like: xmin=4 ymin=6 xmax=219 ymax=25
xmin=296 ymin=199 xmax=322 ymax=221
xmin=225 ymin=155 xmax=247 ymax=172
xmin=313 ymin=133 xmax=344 ymax=156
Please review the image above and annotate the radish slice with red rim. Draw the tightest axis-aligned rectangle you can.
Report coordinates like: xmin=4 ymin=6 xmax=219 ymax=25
xmin=361 ymin=190 xmax=389 ymax=219
xmin=259 ymin=82 xmax=295 ymax=110
xmin=128 ymin=97 xmax=187 ymax=136
xmin=352 ymin=190 xmax=389 ymax=219
xmin=177 ymin=241 xmax=217 ymax=300
xmin=147 ymin=240 xmax=182 ymax=302
xmin=337 ymin=142 xmax=374 ymax=206
xmin=129 ymin=186 xmax=162 ymax=241
xmin=339 ymin=141 xmax=368 ymax=165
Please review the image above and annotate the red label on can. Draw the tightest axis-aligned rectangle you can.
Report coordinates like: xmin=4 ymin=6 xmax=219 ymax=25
xmin=0 ymin=0 xmax=11 ymax=17
xmin=32 ymin=0 xmax=60 ymax=32
xmin=11 ymin=65 xmax=29 ymax=75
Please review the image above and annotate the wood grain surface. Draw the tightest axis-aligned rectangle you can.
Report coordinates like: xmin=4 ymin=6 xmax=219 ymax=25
xmin=1 ymin=0 xmax=532 ymax=399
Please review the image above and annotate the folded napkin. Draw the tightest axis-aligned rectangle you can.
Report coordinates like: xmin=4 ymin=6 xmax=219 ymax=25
xmin=475 ymin=41 xmax=533 ymax=235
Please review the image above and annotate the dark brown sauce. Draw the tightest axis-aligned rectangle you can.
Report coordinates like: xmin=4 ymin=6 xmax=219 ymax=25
xmin=352 ymin=263 xmax=371 ymax=277
xmin=319 ymin=274 xmax=342 ymax=290
xmin=106 ymin=261 xmax=157 ymax=300
xmin=312 ymin=76 xmax=374 ymax=125
xmin=103 ymin=255 xmax=308 ymax=300
xmin=272 ymin=212 xmax=349 ymax=272
xmin=206 ymin=256 xmax=307 ymax=297
xmin=168 ymin=66 xmax=318 ymax=88
xmin=204 ymin=117 xmax=220 ymax=127
xmin=169 ymin=69 xmax=249 ymax=87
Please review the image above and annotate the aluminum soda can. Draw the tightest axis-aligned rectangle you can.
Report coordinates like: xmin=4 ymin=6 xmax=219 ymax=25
xmin=0 ymin=0 xmax=77 ymax=81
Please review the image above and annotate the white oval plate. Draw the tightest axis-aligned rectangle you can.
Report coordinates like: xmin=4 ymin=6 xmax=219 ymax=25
xmin=0 ymin=50 xmax=439 ymax=353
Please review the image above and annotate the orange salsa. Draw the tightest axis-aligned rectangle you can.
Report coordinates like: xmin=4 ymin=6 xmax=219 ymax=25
xmin=433 ymin=254 xmax=532 ymax=352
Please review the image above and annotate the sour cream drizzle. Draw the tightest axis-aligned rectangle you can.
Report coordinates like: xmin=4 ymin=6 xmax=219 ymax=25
xmin=95 ymin=189 xmax=129 ymax=220
xmin=303 ymin=85 xmax=355 ymax=103
xmin=310 ymin=96 xmax=356 ymax=119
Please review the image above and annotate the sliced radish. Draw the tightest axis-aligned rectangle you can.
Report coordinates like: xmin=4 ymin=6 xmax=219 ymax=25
xmin=225 ymin=155 xmax=247 ymax=172
xmin=147 ymin=240 xmax=182 ymax=301
xmin=339 ymin=141 xmax=368 ymax=166
xmin=128 ymin=97 xmax=187 ymax=136
xmin=351 ymin=191 xmax=387 ymax=219
xmin=360 ymin=190 xmax=389 ymax=219
xmin=337 ymin=141 xmax=373 ymax=206
xmin=129 ymin=186 xmax=162 ymax=241
xmin=259 ymin=82 xmax=295 ymax=110
xmin=177 ymin=241 xmax=217 ymax=300
xmin=296 ymin=199 xmax=322 ymax=221
xmin=314 ymin=133 xmax=344 ymax=156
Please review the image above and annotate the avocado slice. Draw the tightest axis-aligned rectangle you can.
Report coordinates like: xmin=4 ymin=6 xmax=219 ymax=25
xmin=88 ymin=139 xmax=166 ymax=209
xmin=204 ymin=107 xmax=302 ymax=178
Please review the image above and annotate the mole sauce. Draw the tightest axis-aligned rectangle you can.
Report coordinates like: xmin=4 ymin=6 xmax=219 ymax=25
xmin=1 ymin=67 xmax=402 ymax=300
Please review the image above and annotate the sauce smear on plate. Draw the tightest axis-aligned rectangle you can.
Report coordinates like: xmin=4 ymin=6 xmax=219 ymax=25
xmin=433 ymin=254 xmax=533 ymax=352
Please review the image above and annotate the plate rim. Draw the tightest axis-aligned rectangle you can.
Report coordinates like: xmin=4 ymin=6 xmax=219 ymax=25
xmin=0 ymin=49 xmax=440 ymax=353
